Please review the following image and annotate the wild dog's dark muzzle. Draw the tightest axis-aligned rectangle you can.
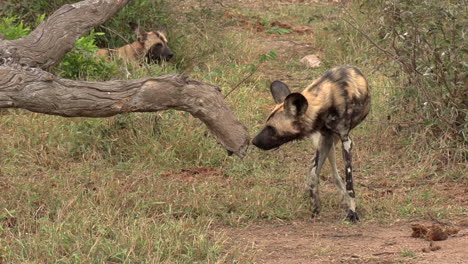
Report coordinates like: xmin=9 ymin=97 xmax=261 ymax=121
xmin=146 ymin=44 xmax=173 ymax=62
xmin=252 ymin=126 xmax=281 ymax=150
xmin=253 ymin=126 xmax=302 ymax=150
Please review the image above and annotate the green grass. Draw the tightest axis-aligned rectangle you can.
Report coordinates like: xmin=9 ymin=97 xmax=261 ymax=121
xmin=1 ymin=0 xmax=467 ymax=263
xmin=401 ymin=249 xmax=418 ymax=258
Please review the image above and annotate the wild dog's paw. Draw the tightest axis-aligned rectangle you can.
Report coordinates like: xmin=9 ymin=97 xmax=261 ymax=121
xmin=311 ymin=207 xmax=320 ymax=218
xmin=346 ymin=210 xmax=360 ymax=223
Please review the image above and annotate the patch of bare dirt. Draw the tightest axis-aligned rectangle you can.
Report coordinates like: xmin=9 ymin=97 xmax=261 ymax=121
xmin=219 ymin=220 xmax=468 ymax=263
xmin=223 ymin=12 xmax=313 ymax=36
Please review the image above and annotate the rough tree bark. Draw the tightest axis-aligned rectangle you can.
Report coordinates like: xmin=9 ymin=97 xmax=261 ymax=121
xmin=0 ymin=0 xmax=250 ymax=157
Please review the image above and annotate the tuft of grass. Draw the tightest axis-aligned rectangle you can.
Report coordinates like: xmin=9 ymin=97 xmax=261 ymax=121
xmin=265 ymin=26 xmax=292 ymax=35
xmin=400 ymin=249 xmax=418 ymax=258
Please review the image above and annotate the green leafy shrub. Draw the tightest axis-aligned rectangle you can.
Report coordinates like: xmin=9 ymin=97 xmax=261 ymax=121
xmin=55 ymin=30 xmax=119 ymax=80
xmin=0 ymin=16 xmax=31 ymax=40
xmin=361 ymin=0 xmax=467 ymax=160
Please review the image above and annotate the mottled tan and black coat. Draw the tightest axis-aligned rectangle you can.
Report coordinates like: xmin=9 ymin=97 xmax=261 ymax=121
xmin=97 ymin=22 xmax=173 ymax=63
xmin=252 ymin=66 xmax=371 ymax=222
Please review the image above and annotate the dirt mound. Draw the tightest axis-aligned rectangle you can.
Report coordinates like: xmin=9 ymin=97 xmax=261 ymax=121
xmin=410 ymin=223 xmax=460 ymax=254
xmin=411 ymin=223 xmax=459 ymax=241
xmin=421 ymin=241 xmax=441 ymax=253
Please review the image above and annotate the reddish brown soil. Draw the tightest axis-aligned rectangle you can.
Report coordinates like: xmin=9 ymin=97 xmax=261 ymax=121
xmin=223 ymin=12 xmax=313 ymax=36
xmin=219 ymin=220 xmax=468 ymax=263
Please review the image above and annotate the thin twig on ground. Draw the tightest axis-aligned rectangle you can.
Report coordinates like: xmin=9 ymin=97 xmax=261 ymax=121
xmin=224 ymin=68 xmax=258 ymax=98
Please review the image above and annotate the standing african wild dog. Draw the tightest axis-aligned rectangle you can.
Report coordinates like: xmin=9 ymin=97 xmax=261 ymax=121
xmin=252 ymin=66 xmax=371 ymax=222
xmin=97 ymin=22 xmax=173 ymax=63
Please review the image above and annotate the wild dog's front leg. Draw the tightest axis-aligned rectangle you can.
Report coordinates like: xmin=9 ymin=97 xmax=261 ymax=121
xmin=341 ymin=135 xmax=359 ymax=222
xmin=306 ymin=134 xmax=333 ymax=217
xmin=307 ymin=150 xmax=321 ymax=216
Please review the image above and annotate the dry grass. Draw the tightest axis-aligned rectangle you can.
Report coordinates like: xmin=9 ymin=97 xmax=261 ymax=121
xmin=0 ymin=0 xmax=466 ymax=263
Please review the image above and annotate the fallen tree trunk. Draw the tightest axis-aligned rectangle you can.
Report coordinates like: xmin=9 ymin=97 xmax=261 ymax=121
xmin=0 ymin=0 xmax=250 ymax=157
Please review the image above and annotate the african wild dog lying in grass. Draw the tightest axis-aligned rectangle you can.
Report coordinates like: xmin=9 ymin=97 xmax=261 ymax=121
xmin=252 ymin=66 xmax=371 ymax=222
xmin=97 ymin=22 xmax=173 ymax=63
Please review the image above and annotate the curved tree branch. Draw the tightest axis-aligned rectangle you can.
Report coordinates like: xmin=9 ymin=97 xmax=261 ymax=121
xmin=0 ymin=65 xmax=250 ymax=156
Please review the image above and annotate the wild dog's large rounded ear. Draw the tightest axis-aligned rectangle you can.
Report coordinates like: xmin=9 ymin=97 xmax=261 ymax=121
xmin=270 ymin=80 xmax=291 ymax=104
xmin=284 ymin=93 xmax=308 ymax=117
xmin=157 ymin=24 xmax=168 ymax=36
xmin=129 ymin=22 xmax=147 ymax=42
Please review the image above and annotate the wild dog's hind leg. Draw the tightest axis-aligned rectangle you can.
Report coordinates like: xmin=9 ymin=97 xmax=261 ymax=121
xmin=340 ymin=135 xmax=359 ymax=222
xmin=327 ymin=138 xmax=347 ymax=203
xmin=307 ymin=133 xmax=333 ymax=217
